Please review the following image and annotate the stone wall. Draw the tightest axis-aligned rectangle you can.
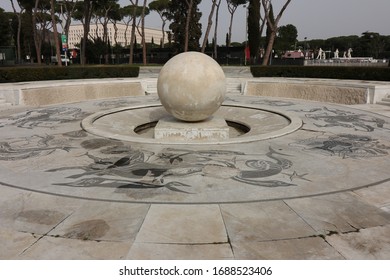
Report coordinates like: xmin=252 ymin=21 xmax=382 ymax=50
xmin=246 ymin=82 xmax=368 ymax=104
xmin=18 ymin=82 xmax=144 ymax=106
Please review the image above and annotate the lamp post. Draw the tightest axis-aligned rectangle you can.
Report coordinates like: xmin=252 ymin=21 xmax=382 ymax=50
xmin=57 ymin=0 xmax=68 ymax=66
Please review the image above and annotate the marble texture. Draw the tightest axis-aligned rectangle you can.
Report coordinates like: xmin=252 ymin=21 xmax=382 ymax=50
xmin=157 ymin=52 xmax=226 ymax=121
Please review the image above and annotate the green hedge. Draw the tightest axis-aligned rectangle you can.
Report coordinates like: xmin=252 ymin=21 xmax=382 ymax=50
xmin=250 ymin=66 xmax=390 ymax=81
xmin=0 ymin=65 xmax=139 ymax=83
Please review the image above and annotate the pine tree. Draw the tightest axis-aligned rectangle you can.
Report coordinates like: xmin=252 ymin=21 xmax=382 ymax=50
xmin=168 ymin=0 xmax=202 ymax=52
xmin=248 ymin=0 xmax=260 ymax=59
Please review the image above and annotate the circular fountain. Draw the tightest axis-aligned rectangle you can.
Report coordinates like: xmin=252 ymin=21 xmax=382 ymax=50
xmin=81 ymin=52 xmax=302 ymax=144
xmin=1 ymin=53 xmax=389 ymax=207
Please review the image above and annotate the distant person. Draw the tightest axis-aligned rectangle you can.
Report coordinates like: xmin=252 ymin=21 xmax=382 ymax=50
xmin=316 ymin=48 xmax=323 ymax=59
xmin=334 ymin=49 xmax=339 ymax=58
xmin=347 ymin=48 xmax=353 ymax=58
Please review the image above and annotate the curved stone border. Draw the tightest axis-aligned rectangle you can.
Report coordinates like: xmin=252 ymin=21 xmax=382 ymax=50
xmin=81 ymin=101 xmax=303 ymax=145
xmin=0 ymin=78 xmax=145 ymax=106
xmin=1 ymin=76 xmax=390 ymax=107
xmin=244 ymin=78 xmax=390 ymax=104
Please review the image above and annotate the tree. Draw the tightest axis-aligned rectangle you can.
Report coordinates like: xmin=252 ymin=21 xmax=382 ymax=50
xmin=94 ymin=0 xmax=119 ymax=64
xmin=262 ymin=0 xmax=292 ymax=65
xmin=73 ymin=0 xmax=96 ymax=65
xmin=128 ymin=0 xmax=140 ymax=64
xmin=55 ymin=0 xmax=78 ymax=50
xmin=247 ymin=0 xmax=260 ymax=60
xmin=137 ymin=0 xmax=149 ymax=65
xmin=201 ymin=0 xmax=218 ymax=53
xmin=226 ymin=0 xmax=247 ymax=48
xmin=0 ymin=8 xmax=14 ymax=50
xmin=169 ymin=0 xmax=202 ymax=52
xmin=120 ymin=4 xmax=142 ymax=47
xmin=361 ymin=32 xmax=386 ymax=58
xmin=277 ymin=24 xmax=297 ymax=51
xmin=50 ymin=0 xmax=62 ymax=67
xmin=32 ymin=0 xmax=52 ymax=64
xmin=10 ymin=0 xmax=25 ymax=63
xmin=212 ymin=0 xmax=222 ymax=58
xmin=264 ymin=0 xmax=274 ymax=51
xmin=149 ymin=0 xmax=170 ymax=48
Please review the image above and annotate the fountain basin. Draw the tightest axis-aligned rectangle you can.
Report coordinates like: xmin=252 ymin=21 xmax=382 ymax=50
xmin=81 ymin=98 xmax=302 ymax=145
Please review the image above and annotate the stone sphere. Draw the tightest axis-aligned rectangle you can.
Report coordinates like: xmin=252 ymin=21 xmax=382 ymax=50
xmin=157 ymin=51 xmax=226 ymax=122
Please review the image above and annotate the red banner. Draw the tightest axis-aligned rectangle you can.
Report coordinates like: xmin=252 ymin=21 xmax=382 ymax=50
xmin=245 ymin=46 xmax=250 ymax=60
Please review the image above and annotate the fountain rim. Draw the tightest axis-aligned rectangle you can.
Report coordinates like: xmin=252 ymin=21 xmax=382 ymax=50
xmin=81 ymin=101 xmax=303 ymax=145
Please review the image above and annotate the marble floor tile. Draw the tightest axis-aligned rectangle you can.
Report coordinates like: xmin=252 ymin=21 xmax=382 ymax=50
xmin=50 ymin=202 xmax=150 ymax=242
xmin=232 ymin=237 xmax=344 ymax=260
xmin=285 ymin=193 xmax=390 ymax=234
xmin=134 ymin=204 xmax=227 ymax=244
xmin=326 ymin=224 xmax=390 ymax=259
xmin=221 ymin=201 xmax=317 ymax=242
xmin=127 ymin=243 xmax=234 ymax=260
xmin=17 ymin=235 xmax=133 ymax=260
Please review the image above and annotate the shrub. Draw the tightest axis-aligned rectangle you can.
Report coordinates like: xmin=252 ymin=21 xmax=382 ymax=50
xmin=250 ymin=66 xmax=390 ymax=81
xmin=0 ymin=65 xmax=140 ymax=83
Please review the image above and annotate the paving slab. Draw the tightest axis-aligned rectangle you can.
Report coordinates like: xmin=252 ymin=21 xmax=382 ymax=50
xmin=352 ymin=181 xmax=390 ymax=213
xmin=0 ymin=228 xmax=38 ymax=260
xmin=285 ymin=193 xmax=390 ymax=235
xmin=326 ymin=225 xmax=390 ymax=259
xmin=221 ymin=201 xmax=316 ymax=242
xmin=134 ymin=204 xmax=227 ymax=244
xmin=17 ymin=235 xmax=133 ymax=260
xmin=49 ymin=202 xmax=150 ymax=242
xmin=231 ymin=237 xmax=344 ymax=260
xmin=127 ymin=243 xmax=234 ymax=260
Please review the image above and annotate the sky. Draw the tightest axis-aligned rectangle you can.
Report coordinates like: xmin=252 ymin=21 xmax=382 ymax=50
xmin=1 ymin=0 xmax=390 ymax=44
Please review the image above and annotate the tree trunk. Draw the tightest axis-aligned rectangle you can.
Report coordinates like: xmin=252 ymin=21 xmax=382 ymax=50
xmin=10 ymin=0 xmax=22 ymax=63
xmin=201 ymin=0 xmax=217 ymax=53
xmin=50 ymin=0 xmax=62 ymax=67
xmin=263 ymin=30 xmax=276 ymax=65
xmin=213 ymin=0 xmax=221 ymax=59
xmin=81 ymin=0 xmax=93 ymax=65
xmin=129 ymin=0 xmax=139 ymax=64
xmin=161 ymin=20 xmax=166 ymax=48
xmin=141 ymin=0 xmax=147 ymax=65
xmin=261 ymin=0 xmax=292 ymax=65
xmin=184 ymin=0 xmax=193 ymax=52
xmin=227 ymin=11 xmax=234 ymax=48
xmin=32 ymin=0 xmax=42 ymax=64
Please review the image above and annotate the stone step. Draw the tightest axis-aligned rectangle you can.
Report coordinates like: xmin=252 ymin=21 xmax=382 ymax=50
xmin=0 ymin=98 xmax=12 ymax=107
xmin=140 ymin=66 xmax=253 ymax=78
xmin=139 ymin=66 xmax=161 ymax=78
xmin=377 ymin=100 xmax=390 ymax=106
xmin=144 ymin=80 xmax=243 ymax=95
xmin=226 ymin=83 xmax=242 ymax=93
xmin=377 ymin=94 xmax=390 ymax=106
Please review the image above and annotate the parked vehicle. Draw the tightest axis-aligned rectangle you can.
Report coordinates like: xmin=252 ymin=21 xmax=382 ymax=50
xmin=51 ymin=55 xmax=70 ymax=65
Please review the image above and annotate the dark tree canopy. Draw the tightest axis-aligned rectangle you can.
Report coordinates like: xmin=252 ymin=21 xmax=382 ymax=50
xmin=247 ymin=0 xmax=260 ymax=58
xmin=277 ymin=24 xmax=298 ymax=51
xmin=168 ymin=0 xmax=202 ymax=52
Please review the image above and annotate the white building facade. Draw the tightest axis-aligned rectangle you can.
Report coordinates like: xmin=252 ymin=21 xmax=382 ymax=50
xmin=68 ymin=23 xmax=167 ymax=49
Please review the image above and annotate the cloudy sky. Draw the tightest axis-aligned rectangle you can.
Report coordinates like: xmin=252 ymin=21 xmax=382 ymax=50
xmin=1 ymin=0 xmax=389 ymax=43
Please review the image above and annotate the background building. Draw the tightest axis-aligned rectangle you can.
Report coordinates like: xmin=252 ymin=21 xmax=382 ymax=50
xmin=68 ymin=23 xmax=168 ymax=49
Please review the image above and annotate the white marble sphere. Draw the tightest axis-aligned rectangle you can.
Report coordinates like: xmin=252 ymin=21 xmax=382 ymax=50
xmin=157 ymin=51 xmax=226 ymax=122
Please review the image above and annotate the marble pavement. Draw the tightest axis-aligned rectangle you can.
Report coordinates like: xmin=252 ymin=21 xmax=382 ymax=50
xmin=0 ymin=75 xmax=389 ymax=260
